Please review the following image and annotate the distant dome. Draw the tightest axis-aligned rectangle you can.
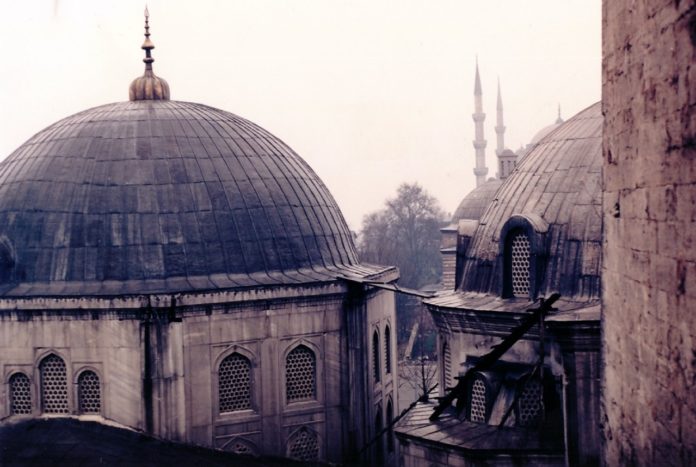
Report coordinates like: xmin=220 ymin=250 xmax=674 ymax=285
xmin=459 ymin=102 xmax=602 ymax=298
xmin=0 ymin=100 xmax=360 ymax=294
xmin=451 ymin=179 xmax=502 ymax=222
xmin=529 ymin=121 xmax=563 ymax=145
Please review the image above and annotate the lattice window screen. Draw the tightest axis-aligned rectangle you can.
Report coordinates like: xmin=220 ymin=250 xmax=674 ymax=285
xmin=517 ymin=379 xmax=544 ymax=426
xmin=384 ymin=326 xmax=392 ymax=375
xmin=40 ymin=354 xmax=68 ymax=413
xmin=443 ymin=341 xmax=452 ymax=388
xmin=9 ymin=373 xmax=32 ymax=415
xmin=219 ymin=353 xmax=251 ymax=413
xmin=286 ymin=345 xmax=316 ymax=402
xmin=78 ymin=370 xmax=101 ymax=414
xmin=510 ymin=232 xmax=531 ymax=296
xmin=372 ymin=331 xmax=380 ymax=383
xmin=227 ymin=439 xmax=255 ymax=456
xmin=469 ymin=377 xmax=488 ymax=422
xmin=288 ymin=428 xmax=319 ymax=461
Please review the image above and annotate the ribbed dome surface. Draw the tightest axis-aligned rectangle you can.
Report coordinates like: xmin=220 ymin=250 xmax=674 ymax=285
xmin=0 ymin=100 xmax=362 ymax=294
xmin=459 ymin=102 xmax=602 ymax=299
xmin=451 ymin=179 xmax=502 ymax=222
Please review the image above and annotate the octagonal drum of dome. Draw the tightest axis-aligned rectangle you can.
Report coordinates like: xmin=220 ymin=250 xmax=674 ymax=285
xmin=458 ymin=102 xmax=602 ymax=299
xmin=0 ymin=100 xmax=366 ymax=295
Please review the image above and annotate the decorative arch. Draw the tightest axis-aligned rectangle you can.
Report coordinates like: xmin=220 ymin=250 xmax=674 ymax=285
xmin=286 ymin=425 xmax=319 ymax=461
xmin=372 ymin=329 xmax=381 ymax=383
xmin=8 ymin=372 xmax=32 ymax=415
xmin=499 ymin=214 xmax=548 ymax=299
xmin=285 ymin=343 xmax=317 ymax=403
xmin=39 ymin=353 xmax=68 ymax=414
xmin=386 ymin=397 xmax=395 ymax=453
xmin=221 ymin=436 xmax=258 ymax=456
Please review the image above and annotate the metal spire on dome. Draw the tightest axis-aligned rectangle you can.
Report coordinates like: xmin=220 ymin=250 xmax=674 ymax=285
xmin=556 ymin=103 xmax=564 ymax=124
xmin=129 ymin=7 xmax=170 ymax=101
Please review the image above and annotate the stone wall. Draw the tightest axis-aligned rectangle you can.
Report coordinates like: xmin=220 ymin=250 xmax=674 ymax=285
xmin=602 ymin=1 xmax=696 ymax=464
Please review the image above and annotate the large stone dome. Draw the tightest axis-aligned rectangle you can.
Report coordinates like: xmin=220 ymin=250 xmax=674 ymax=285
xmin=0 ymin=100 xmax=363 ymax=295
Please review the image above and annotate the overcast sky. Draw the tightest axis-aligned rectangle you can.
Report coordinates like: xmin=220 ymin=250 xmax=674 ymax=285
xmin=0 ymin=0 xmax=601 ymax=230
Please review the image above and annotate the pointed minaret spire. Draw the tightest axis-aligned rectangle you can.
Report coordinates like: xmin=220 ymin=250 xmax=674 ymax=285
xmin=129 ymin=7 xmax=170 ymax=101
xmin=495 ymin=77 xmax=505 ymax=158
xmin=472 ymin=59 xmax=488 ymax=187
xmin=555 ymin=103 xmax=564 ymax=124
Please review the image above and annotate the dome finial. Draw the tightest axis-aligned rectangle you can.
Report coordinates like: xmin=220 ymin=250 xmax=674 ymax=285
xmin=129 ymin=6 xmax=170 ymax=101
xmin=556 ymin=103 xmax=564 ymax=124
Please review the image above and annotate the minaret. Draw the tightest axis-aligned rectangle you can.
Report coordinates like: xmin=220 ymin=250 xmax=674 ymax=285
xmin=495 ymin=78 xmax=505 ymax=158
xmin=472 ymin=60 xmax=488 ymax=187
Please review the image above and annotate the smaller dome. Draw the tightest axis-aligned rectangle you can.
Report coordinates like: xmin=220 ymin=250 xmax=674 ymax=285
xmin=451 ymin=179 xmax=502 ymax=222
xmin=529 ymin=122 xmax=562 ymax=145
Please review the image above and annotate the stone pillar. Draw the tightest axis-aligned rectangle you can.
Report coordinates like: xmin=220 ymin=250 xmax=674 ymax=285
xmin=602 ymin=1 xmax=696 ymax=464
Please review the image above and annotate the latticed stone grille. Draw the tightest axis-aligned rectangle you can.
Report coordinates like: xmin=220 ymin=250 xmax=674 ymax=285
xmin=286 ymin=346 xmax=316 ymax=402
xmin=443 ymin=341 xmax=452 ymax=388
xmin=78 ymin=370 xmax=101 ymax=414
xmin=469 ymin=377 xmax=488 ymax=422
xmin=372 ymin=331 xmax=380 ymax=382
xmin=228 ymin=439 xmax=255 ymax=456
xmin=510 ymin=232 xmax=531 ymax=296
xmin=288 ymin=428 xmax=319 ymax=461
xmin=219 ymin=353 xmax=251 ymax=412
xmin=384 ymin=326 xmax=392 ymax=374
xmin=518 ymin=379 xmax=544 ymax=426
xmin=9 ymin=373 xmax=32 ymax=415
xmin=40 ymin=354 xmax=68 ymax=413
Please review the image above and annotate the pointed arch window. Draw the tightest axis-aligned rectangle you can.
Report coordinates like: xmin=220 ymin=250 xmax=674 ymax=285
xmin=505 ymin=229 xmax=531 ymax=297
xmin=40 ymin=354 xmax=68 ymax=414
xmin=386 ymin=398 xmax=395 ymax=453
xmin=372 ymin=330 xmax=381 ymax=383
xmin=516 ymin=378 xmax=544 ymax=426
xmin=286 ymin=345 xmax=316 ymax=403
xmin=442 ymin=340 xmax=452 ymax=389
xmin=77 ymin=370 xmax=101 ymax=414
xmin=468 ymin=374 xmax=489 ymax=423
xmin=375 ymin=404 xmax=384 ymax=464
xmin=219 ymin=353 xmax=252 ymax=413
xmin=287 ymin=427 xmax=319 ymax=461
xmin=9 ymin=373 xmax=32 ymax=415
xmin=384 ymin=325 xmax=392 ymax=375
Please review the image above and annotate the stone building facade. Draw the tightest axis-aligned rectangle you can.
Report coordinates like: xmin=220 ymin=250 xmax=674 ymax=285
xmin=0 ymin=15 xmax=398 ymax=465
xmin=396 ymin=103 xmax=603 ymax=466
xmin=602 ymin=1 xmax=696 ymax=464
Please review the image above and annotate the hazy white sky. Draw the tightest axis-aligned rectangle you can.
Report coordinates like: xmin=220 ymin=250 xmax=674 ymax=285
xmin=0 ymin=0 xmax=601 ymax=230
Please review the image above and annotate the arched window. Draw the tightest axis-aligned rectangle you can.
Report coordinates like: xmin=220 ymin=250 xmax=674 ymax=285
xmin=375 ymin=404 xmax=384 ymax=465
xmin=40 ymin=354 xmax=68 ymax=414
xmin=386 ymin=399 xmax=395 ymax=453
xmin=287 ymin=427 xmax=319 ymax=461
xmin=516 ymin=378 xmax=544 ymax=426
xmin=468 ymin=375 xmax=489 ymax=423
xmin=9 ymin=373 xmax=32 ymax=415
xmin=505 ymin=229 xmax=531 ymax=297
xmin=219 ymin=353 xmax=252 ymax=413
xmin=286 ymin=345 xmax=316 ymax=403
xmin=442 ymin=340 xmax=452 ymax=389
xmin=372 ymin=330 xmax=380 ymax=383
xmin=77 ymin=370 xmax=101 ymax=414
xmin=384 ymin=325 xmax=392 ymax=375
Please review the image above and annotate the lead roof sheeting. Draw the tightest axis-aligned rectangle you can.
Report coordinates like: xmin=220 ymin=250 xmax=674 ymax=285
xmin=0 ymin=100 xmax=371 ymax=295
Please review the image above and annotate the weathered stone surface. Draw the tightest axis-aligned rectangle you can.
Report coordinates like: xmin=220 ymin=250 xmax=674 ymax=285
xmin=602 ymin=1 xmax=696 ymax=464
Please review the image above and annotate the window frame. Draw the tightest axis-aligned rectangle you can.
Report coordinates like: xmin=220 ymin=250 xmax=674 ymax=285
xmin=499 ymin=215 xmax=548 ymax=300
xmin=213 ymin=344 xmax=258 ymax=419
xmin=75 ymin=368 xmax=102 ymax=415
xmin=283 ymin=341 xmax=320 ymax=408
